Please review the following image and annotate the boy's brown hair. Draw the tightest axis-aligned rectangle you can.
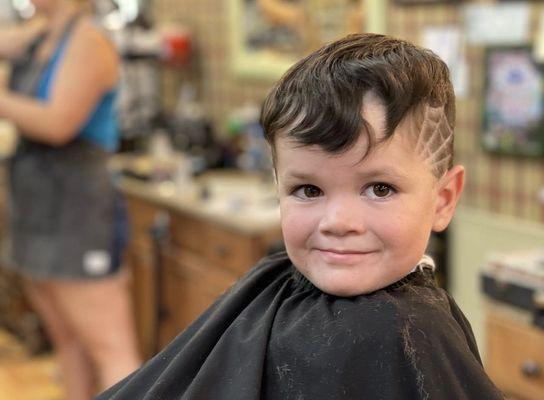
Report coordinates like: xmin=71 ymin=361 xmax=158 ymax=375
xmin=260 ymin=33 xmax=455 ymax=177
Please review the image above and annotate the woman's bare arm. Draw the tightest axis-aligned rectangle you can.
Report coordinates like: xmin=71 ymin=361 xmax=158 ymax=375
xmin=0 ymin=18 xmax=47 ymax=59
xmin=0 ymin=19 xmax=119 ymax=145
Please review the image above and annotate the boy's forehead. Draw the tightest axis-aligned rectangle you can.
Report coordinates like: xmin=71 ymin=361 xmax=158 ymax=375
xmin=273 ymin=126 xmax=434 ymax=179
xmin=274 ymin=132 xmax=392 ymax=169
xmin=274 ymin=134 xmax=369 ymax=161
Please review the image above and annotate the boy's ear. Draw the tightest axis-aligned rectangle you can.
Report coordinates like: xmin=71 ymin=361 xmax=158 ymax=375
xmin=432 ymin=165 xmax=465 ymax=232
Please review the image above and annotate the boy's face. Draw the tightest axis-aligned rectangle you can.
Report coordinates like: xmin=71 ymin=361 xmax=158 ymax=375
xmin=275 ymin=101 xmax=446 ymax=296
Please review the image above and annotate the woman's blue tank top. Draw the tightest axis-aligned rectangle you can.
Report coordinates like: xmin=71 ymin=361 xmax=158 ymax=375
xmin=36 ymin=28 xmax=119 ymax=152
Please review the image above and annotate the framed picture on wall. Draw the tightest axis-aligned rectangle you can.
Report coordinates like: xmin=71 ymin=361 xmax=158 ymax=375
xmin=228 ymin=0 xmax=386 ymax=80
xmin=482 ymin=46 xmax=544 ymax=157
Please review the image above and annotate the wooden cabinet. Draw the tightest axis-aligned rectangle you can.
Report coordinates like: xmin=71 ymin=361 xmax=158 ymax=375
xmin=485 ymin=306 xmax=544 ymax=400
xmin=169 ymin=213 xmax=257 ymax=275
xmin=157 ymin=212 xmax=281 ymax=347
xmin=122 ymin=181 xmax=282 ymax=358
xmin=124 ymin=195 xmax=163 ymax=360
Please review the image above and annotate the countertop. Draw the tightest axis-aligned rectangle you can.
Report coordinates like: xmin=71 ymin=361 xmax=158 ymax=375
xmin=118 ymin=170 xmax=281 ymax=235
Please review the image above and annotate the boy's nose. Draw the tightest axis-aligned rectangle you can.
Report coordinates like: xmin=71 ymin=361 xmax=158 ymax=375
xmin=318 ymin=198 xmax=365 ymax=236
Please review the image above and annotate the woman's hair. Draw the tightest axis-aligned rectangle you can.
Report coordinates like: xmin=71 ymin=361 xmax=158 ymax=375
xmin=260 ymin=33 xmax=455 ymax=177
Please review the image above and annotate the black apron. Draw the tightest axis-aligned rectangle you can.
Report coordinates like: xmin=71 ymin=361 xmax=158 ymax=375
xmin=6 ymin=16 xmax=120 ymax=279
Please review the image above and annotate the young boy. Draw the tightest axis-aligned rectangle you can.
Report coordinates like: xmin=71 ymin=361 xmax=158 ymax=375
xmin=97 ymin=33 xmax=504 ymax=399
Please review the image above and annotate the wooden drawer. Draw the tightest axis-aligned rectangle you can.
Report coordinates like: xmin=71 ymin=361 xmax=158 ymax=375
xmin=169 ymin=214 xmax=259 ymax=275
xmin=158 ymin=246 xmax=238 ymax=346
xmin=486 ymin=314 xmax=544 ymax=400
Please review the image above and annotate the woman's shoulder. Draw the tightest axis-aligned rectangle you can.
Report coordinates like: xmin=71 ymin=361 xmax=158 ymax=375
xmin=69 ymin=17 xmax=117 ymax=56
xmin=63 ymin=16 xmax=119 ymax=85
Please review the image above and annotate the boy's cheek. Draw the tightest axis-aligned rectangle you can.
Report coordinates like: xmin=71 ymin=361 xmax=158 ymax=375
xmin=280 ymin=207 xmax=314 ymax=246
xmin=280 ymin=213 xmax=305 ymax=242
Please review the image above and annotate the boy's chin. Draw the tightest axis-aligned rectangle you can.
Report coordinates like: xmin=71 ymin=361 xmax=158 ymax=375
xmin=290 ymin=252 xmax=416 ymax=297
xmin=304 ymin=273 xmax=388 ymax=297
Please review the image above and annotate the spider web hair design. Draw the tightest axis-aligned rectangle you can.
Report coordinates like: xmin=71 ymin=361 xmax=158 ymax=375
xmin=414 ymin=105 xmax=453 ymax=178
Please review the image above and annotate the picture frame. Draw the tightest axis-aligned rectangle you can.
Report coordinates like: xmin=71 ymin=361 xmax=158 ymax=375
xmin=228 ymin=0 xmax=386 ymax=80
xmin=482 ymin=46 xmax=544 ymax=157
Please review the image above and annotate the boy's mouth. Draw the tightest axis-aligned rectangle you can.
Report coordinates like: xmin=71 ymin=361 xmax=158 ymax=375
xmin=319 ymin=248 xmax=370 ymax=254
xmin=314 ymin=248 xmax=377 ymax=263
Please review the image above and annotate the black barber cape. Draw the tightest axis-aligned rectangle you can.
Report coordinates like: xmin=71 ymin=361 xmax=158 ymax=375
xmin=97 ymin=252 xmax=503 ymax=400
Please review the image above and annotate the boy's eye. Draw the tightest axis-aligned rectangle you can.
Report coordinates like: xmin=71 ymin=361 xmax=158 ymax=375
xmin=293 ymin=184 xmax=322 ymax=198
xmin=364 ymin=183 xmax=395 ymax=199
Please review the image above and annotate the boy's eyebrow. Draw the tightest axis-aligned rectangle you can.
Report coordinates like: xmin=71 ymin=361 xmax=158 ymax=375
xmin=280 ymin=168 xmax=410 ymax=181
xmin=281 ymin=171 xmax=313 ymax=180
xmin=354 ymin=169 xmax=410 ymax=181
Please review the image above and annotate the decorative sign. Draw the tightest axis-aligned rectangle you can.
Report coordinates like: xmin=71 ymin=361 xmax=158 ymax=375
xmin=482 ymin=47 xmax=544 ymax=157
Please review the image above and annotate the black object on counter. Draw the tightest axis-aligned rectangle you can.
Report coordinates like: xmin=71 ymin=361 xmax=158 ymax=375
xmin=481 ymin=272 xmax=544 ymax=330
xmin=481 ymin=273 xmax=535 ymax=310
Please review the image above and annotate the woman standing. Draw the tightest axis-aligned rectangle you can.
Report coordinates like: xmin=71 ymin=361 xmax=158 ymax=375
xmin=0 ymin=1 xmax=141 ymax=398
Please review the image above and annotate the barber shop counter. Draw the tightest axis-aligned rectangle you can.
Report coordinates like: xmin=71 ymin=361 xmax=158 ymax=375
xmin=481 ymin=250 xmax=544 ymax=400
xmin=118 ymin=171 xmax=282 ymax=359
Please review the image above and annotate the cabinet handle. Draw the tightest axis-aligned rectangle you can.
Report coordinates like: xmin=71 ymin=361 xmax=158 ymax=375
xmin=215 ymin=245 xmax=230 ymax=257
xmin=521 ymin=360 xmax=542 ymax=378
xmin=158 ymin=306 xmax=171 ymax=323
